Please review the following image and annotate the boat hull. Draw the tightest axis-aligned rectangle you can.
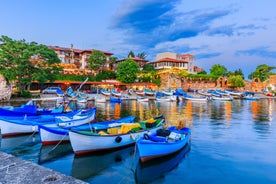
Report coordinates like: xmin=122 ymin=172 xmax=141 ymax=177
xmin=137 ymin=127 xmax=191 ymax=162
xmin=39 ymin=108 xmax=97 ymax=145
xmin=0 ymin=119 xmax=38 ymax=137
xmin=69 ymin=119 xmax=165 ymax=156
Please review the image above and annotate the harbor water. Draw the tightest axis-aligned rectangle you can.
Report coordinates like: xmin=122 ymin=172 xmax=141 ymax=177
xmin=1 ymin=99 xmax=276 ymax=184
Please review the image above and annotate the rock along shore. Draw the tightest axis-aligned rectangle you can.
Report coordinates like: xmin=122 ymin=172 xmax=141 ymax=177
xmin=0 ymin=152 xmax=87 ymax=184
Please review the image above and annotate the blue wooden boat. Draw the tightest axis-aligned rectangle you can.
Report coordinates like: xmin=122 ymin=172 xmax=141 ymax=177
xmin=242 ymin=92 xmax=260 ymax=100
xmin=111 ymin=89 xmax=122 ymax=97
xmin=0 ymin=99 xmax=71 ymax=116
xmin=66 ymin=87 xmax=77 ymax=98
xmin=68 ymin=115 xmax=165 ymax=155
xmin=100 ymin=88 xmax=111 ymax=96
xmin=39 ymin=115 xmax=135 ymax=145
xmin=136 ymin=126 xmax=191 ymax=162
xmin=173 ymin=89 xmax=187 ymax=97
xmin=135 ymin=144 xmax=190 ymax=183
xmin=0 ymin=107 xmax=96 ymax=137
xmin=162 ymin=89 xmax=173 ymax=96
xmin=144 ymin=89 xmax=155 ymax=96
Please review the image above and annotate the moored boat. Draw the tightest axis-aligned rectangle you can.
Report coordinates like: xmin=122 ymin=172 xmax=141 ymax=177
xmin=100 ymin=89 xmax=111 ymax=96
xmin=162 ymin=89 xmax=173 ymax=96
xmin=211 ymin=96 xmax=233 ymax=101
xmin=135 ymin=90 xmax=145 ymax=96
xmin=136 ymin=126 xmax=191 ymax=162
xmin=0 ymin=108 xmax=96 ymax=138
xmin=155 ymin=96 xmax=171 ymax=102
xmin=182 ymin=96 xmax=209 ymax=102
xmin=137 ymin=97 xmax=149 ymax=103
xmin=68 ymin=115 xmax=165 ymax=155
xmin=111 ymin=89 xmax=122 ymax=97
xmin=39 ymin=114 xmax=135 ymax=146
xmin=144 ymin=89 xmax=155 ymax=96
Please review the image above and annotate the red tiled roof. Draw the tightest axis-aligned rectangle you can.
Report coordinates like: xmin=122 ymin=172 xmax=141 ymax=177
xmin=150 ymin=57 xmax=188 ymax=63
xmin=48 ymin=46 xmax=113 ymax=55
xmin=116 ymin=57 xmax=148 ymax=62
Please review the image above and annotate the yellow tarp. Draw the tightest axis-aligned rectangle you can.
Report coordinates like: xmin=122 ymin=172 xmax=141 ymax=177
xmin=145 ymin=118 xmax=156 ymax=123
xmin=98 ymin=131 xmax=108 ymax=135
xmin=120 ymin=123 xmax=141 ymax=134
xmin=107 ymin=127 xmax=120 ymax=134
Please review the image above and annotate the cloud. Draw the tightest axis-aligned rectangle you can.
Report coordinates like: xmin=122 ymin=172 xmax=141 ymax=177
xmin=111 ymin=0 xmax=234 ymax=48
xmin=196 ymin=52 xmax=221 ymax=59
xmin=236 ymin=46 xmax=276 ymax=59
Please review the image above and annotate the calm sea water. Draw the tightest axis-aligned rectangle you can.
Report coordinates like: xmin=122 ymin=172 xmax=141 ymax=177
xmin=1 ymin=99 xmax=276 ymax=184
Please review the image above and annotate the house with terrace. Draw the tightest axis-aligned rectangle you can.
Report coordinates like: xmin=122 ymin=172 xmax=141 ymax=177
xmin=48 ymin=45 xmax=113 ymax=76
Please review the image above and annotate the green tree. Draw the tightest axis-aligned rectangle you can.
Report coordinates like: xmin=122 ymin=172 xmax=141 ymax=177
xmin=227 ymin=68 xmax=244 ymax=79
xmin=228 ymin=75 xmax=245 ymax=88
xmin=95 ymin=70 xmax=116 ymax=82
xmin=109 ymin=56 xmax=117 ymax=70
xmin=116 ymin=59 xmax=139 ymax=83
xmin=248 ymin=64 xmax=276 ymax=82
xmin=136 ymin=52 xmax=147 ymax=59
xmin=0 ymin=36 xmax=61 ymax=95
xmin=210 ymin=64 xmax=228 ymax=77
xmin=128 ymin=51 xmax=135 ymax=58
xmin=142 ymin=63 xmax=154 ymax=71
xmin=88 ymin=50 xmax=107 ymax=71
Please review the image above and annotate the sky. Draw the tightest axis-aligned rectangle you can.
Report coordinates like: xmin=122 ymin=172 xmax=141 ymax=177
xmin=1 ymin=0 xmax=276 ymax=79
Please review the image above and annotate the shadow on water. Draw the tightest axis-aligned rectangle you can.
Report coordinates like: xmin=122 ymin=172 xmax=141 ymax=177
xmin=0 ymin=134 xmax=41 ymax=161
xmin=71 ymin=146 xmax=135 ymax=180
xmin=135 ymin=143 xmax=191 ymax=184
xmin=38 ymin=143 xmax=73 ymax=164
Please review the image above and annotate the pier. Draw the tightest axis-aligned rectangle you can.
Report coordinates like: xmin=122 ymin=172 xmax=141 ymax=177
xmin=0 ymin=152 xmax=86 ymax=184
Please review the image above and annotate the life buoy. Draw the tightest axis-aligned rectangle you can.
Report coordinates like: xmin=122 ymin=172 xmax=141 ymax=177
xmin=115 ymin=136 xmax=122 ymax=143
xmin=144 ymin=133 xmax=150 ymax=140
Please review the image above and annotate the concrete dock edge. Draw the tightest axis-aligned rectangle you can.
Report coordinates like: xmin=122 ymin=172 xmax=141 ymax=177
xmin=0 ymin=152 xmax=87 ymax=184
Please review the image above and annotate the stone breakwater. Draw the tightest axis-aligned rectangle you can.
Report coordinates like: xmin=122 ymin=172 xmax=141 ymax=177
xmin=0 ymin=152 xmax=87 ymax=184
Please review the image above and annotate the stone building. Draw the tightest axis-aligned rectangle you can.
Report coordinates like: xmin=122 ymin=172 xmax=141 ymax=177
xmin=0 ymin=75 xmax=11 ymax=101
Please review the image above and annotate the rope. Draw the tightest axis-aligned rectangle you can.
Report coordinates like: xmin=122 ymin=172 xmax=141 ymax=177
xmin=39 ymin=132 xmax=69 ymax=157
xmin=130 ymin=139 xmax=138 ymax=172
xmin=9 ymin=131 xmax=37 ymax=149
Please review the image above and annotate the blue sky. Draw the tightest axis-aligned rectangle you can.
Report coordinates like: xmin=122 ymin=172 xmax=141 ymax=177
xmin=1 ymin=0 xmax=276 ymax=79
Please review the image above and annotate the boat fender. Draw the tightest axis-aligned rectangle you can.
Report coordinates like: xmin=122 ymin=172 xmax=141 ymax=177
xmin=144 ymin=133 xmax=150 ymax=140
xmin=115 ymin=136 xmax=122 ymax=143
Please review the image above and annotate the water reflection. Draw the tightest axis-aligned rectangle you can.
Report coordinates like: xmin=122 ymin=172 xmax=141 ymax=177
xmin=0 ymin=134 xmax=40 ymax=151
xmin=71 ymin=147 xmax=134 ymax=180
xmin=39 ymin=143 xmax=73 ymax=164
xmin=135 ymin=144 xmax=191 ymax=184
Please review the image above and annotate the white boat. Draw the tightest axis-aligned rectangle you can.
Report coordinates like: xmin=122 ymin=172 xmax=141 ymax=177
xmin=156 ymin=96 xmax=171 ymax=102
xmin=39 ymin=114 xmax=135 ymax=146
xmin=197 ymin=90 xmax=213 ymax=97
xmin=68 ymin=116 xmax=165 ymax=155
xmin=162 ymin=89 xmax=173 ymax=96
xmin=137 ymin=97 xmax=149 ymax=102
xmin=111 ymin=89 xmax=122 ymax=97
xmin=100 ymin=89 xmax=111 ymax=96
xmin=212 ymin=96 xmax=233 ymax=101
xmin=135 ymin=90 xmax=145 ymax=96
xmin=225 ymin=89 xmax=242 ymax=97
xmin=0 ymin=108 xmax=96 ymax=138
xmin=182 ymin=96 xmax=209 ymax=102
xmin=144 ymin=89 xmax=155 ymax=96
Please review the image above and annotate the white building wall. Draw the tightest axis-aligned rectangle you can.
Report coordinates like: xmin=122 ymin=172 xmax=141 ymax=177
xmin=156 ymin=52 xmax=177 ymax=60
